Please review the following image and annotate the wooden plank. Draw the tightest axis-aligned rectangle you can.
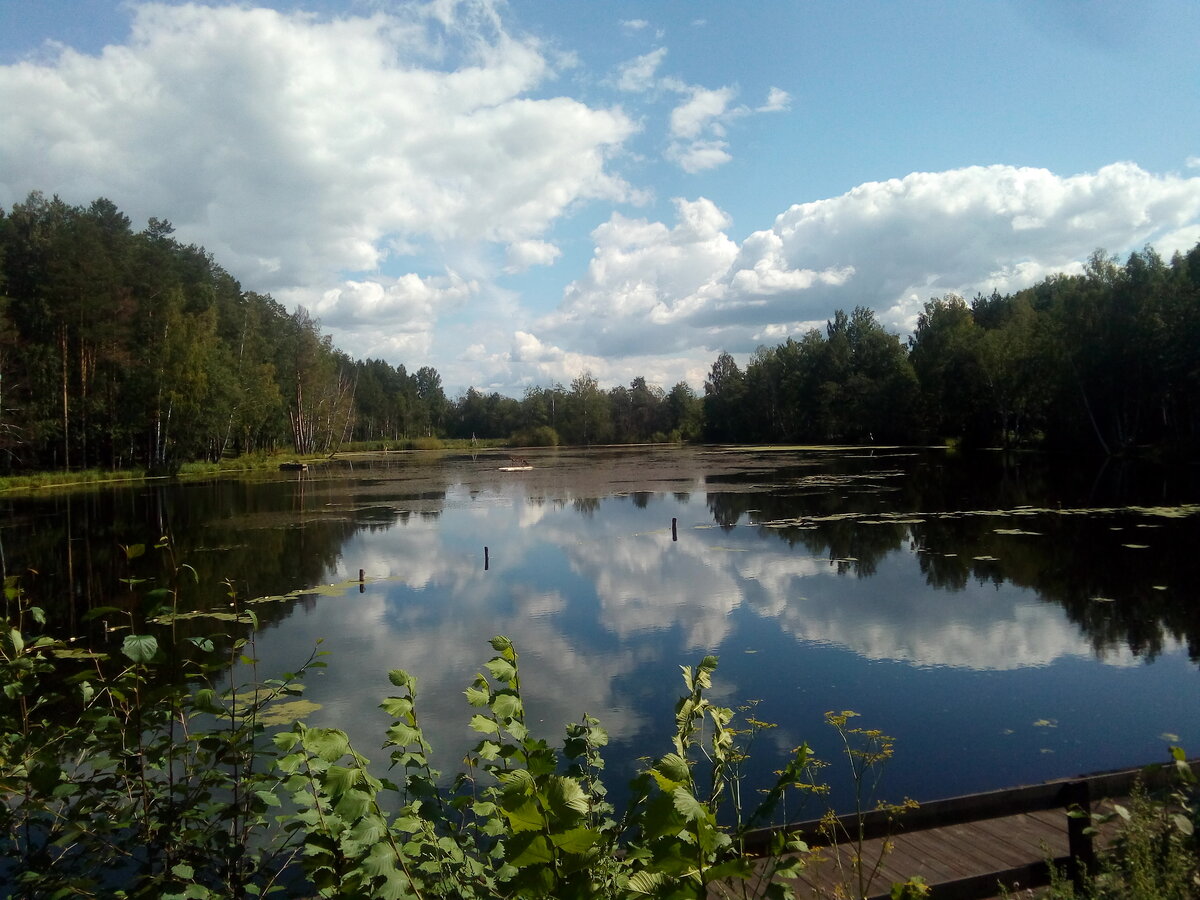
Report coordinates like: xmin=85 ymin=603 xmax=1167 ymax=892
xmin=742 ymin=756 xmax=1197 ymax=854
xmin=730 ymin=758 xmax=1197 ymax=899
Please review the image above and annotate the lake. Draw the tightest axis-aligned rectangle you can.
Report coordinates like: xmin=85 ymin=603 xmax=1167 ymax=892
xmin=5 ymin=445 xmax=1199 ymax=813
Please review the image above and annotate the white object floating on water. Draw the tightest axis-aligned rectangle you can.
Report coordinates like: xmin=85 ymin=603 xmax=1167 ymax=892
xmin=499 ymin=466 xmax=533 ymax=471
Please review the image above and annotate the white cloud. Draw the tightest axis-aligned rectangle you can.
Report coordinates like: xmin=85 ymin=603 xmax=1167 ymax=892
xmin=668 ymin=85 xmax=735 ymax=139
xmin=1185 ymin=156 xmax=1200 ymax=169
xmin=758 ymin=86 xmax=791 ymax=112
xmin=667 ymin=140 xmax=733 ymax=174
xmin=620 ymin=19 xmax=650 ymax=31
xmin=615 ymin=47 xmax=667 ymax=92
xmin=504 ymin=239 xmax=562 ymax=273
xmin=530 ymin=163 xmax=1200 ymax=367
xmin=0 ymin=1 xmax=634 ymax=336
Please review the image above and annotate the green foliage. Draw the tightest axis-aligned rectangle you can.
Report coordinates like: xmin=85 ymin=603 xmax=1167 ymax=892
xmin=509 ymin=425 xmax=560 ymax=447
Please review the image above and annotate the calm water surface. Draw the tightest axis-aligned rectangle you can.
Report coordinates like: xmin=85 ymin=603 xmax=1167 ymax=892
xmin=5 ymin=446 xmax=1199 ymax=811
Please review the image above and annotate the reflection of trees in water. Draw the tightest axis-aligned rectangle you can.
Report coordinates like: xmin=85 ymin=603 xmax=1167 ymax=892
xmin=573 ymin=497 xmax=600 ymax=517
xmin=0 ymin=474 xmax=453 ymax=642
xmin=705 ymin=490 xmax=905 ymax=577
xmin=704 ymin=451 xmax=1200 ymax=665
xmin=911 ymin=513 xmax=1200 ymax=663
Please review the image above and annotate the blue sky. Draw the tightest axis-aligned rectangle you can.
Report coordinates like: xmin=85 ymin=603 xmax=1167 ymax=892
xmin=2 ymin=0 xmax=1198 ymax=395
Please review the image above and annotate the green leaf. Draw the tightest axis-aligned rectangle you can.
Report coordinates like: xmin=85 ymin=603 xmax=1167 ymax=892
xmin=302 ymin=727 xmax=351 ymax=762
xmin=672 ymin=786 xmax=708 ymax=822
xmin=170 ymin=863 xmax=195 ymax=880
xmin=490 ymin=690 xmax=523 ymax=720
xmin=652 ymin=753 xmax=691 ymax=789
xmin=124 ymin=543 xmax=146 ymax=561
xmin=485 ymin=657 xmax=517 ymax=683
xmin=387 ymin=669 xmax=412 ymax=688
xmin=469 ymin=714 xmax=500 ymax=734
xmin=627 ymin=871 xmax=667 ymax=895
xmin=380 ymin=696 xmax=413 ymax=719
xmin=545 ymin=776 xmax=590 ymax=818
xmin=334 ymin=788 xmax=371 ymax=821
xmin=489 ymin=635 xmax=514 ymax=655
xmin=502 ymin=797 xmax=545 ymax=833
xmin=324 ymin=764 xmax=360 ymax=796
xmin=121 ymin=633 xmax=159 ymax=664
xmin=465 ymin=684 xmax=490 ymax=707
xmin=1173 ymin=813 xmax=1194 ymax=836
xmin=385 ymin=721 xmax=421 ymax=747
xmin=255 ymin=790 xmax=281 ymax=807
xmin=186 ymin=636 xmax=215 ymax=653
xmin=507 ymin=832 xmax=553 ymax=868
xmin=549 ymin=826 xmax=601 ymax=854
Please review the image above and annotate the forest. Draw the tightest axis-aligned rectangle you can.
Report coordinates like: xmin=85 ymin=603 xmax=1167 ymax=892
xmin=1 ymin=191 xmax=1198 ymax=472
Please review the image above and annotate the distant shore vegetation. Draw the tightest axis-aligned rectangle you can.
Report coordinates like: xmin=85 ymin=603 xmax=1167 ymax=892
xmin=2 ymin=191 xmax=1198 ymax=474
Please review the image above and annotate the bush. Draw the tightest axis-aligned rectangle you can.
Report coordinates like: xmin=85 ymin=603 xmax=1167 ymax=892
xmin=509 ymin=425 xmax=559 ymax=447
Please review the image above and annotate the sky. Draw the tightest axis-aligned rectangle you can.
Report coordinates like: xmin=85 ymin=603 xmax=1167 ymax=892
xmin=2 ymin=0 xmax=1199 ymax=396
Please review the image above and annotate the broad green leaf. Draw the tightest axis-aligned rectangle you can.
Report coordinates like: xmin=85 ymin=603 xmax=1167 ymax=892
xmin=255 ymin=790 xmax=281 ymax=808
xmin=362 ymin=840 xmax=400 ymax=878
xmin=490 ymin=690 xmax=523 ymax=720
xmin=627 ymin=871 xmax=667 ymax=895
xmin=380 ymin=696 xmax=413 ymax=719
xmin=549 ymin=826 xmax=601 ymax=854
xmin=654 ymin=753 xmax=691 ymax=786
xmin=672 ymin=786 xmax=708 ymax=822
xmin=123 ymin=543 xmax=146 ymax=561
xmin=385 ymin=722 xmax=421 ymax=747
xmin=545 ymin=776 xmax=589 ymax=818
xmin=121 ymin=633 xmax=158 ymax=664
xmin=465 ymin=684 xmax=490 ymax=707
xmin=507 ymin=832 xmax=553 ymax=867
xmin=334 ymin=788 xmax=371 ymax=821
xmin=469 ymin=714 xmax=500 ymax=734
xmin=170 ymin=863 xmax=195 ymax=879
xmin=302 ymin=727 xmax=351 ymax=762
xmin=387 ymin=669 xmax=412 ymax=688
xmin=502 ymin=797 xmax=545 ymax=833
xmin=485 ymin=657 xmax=517 ymax=683
xmin=323 ymin=764 xmax=360 ymax=796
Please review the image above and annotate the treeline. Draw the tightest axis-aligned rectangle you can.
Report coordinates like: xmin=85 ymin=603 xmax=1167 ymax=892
xmin=0 ymin=192 xmax=451 ymax=472
xmin=705 ymin=245 xmax=1200 ymax=453
xmin=3 ymin=191 xmax=1198 ymax=470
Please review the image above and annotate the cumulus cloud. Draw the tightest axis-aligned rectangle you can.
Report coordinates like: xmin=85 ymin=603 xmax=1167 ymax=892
xmin=504 ymin=239 xmax=562 ymax=273
xmin=531 ymin=162 xmax=1200 ymax=364
xmin=668 ymin=85 xmax=735 ymax=139
xmin=758 ymin=86 xmax=791 ymax=112
xmin=615 ymin=47 xmax=667 ymax=92
xmin=0 ymin=0 xmax=634 ymax=349
xmin=301 ymin=270 xmax=477 ymax=360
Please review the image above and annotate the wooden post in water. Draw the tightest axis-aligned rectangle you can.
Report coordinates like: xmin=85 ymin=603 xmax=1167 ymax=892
xmin=672 ymin=518 xmax=678 ymax=541
xmin=484 ymin=547 xmax=490 ymax=571
xmin=359 ymin=569 xmax=365 ymax=593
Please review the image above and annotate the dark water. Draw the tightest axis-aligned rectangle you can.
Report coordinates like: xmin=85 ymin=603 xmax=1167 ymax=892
xmin=5 ymin=446 xmax=1200 ymax=812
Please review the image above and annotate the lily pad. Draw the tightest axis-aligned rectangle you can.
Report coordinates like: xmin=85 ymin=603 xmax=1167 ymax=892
xmin=257 ymin=699 xmax=323 ymax=726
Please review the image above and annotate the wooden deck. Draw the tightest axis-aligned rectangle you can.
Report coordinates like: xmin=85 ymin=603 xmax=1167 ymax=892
xmin=722 ymin=758 xmax=1191 ymax=899
xmin=755 ymin=805 xmax=1074 ymax=899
